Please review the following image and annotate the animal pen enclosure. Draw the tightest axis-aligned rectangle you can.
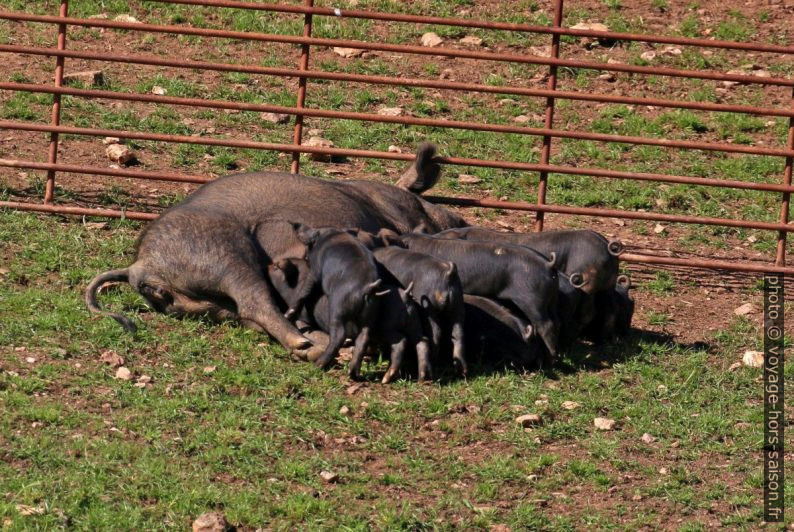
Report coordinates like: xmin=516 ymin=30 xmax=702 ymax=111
xmin=0 ymin=0 xmax=793 ymax=274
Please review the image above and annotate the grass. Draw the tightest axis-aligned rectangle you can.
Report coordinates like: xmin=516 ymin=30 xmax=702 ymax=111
xmin=1 ymin=209 xmax=792 ymax=529
xmin=2 ymin=2 xmax=793 ymax=526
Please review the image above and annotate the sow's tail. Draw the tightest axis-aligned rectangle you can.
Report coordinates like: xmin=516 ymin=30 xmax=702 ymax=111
xmin=396 ymin=142 xmax=441 ymax=194
xmin=84 ymin=268 xmax=137 ymax=333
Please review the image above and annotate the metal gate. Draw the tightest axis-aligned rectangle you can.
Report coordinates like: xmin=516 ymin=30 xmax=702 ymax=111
xmin=1 ymin=0 xmax=792 ymax=274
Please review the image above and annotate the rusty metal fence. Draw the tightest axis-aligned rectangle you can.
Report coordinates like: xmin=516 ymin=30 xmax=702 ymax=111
xmin=1 ymin=0 xmax=793 ymax=274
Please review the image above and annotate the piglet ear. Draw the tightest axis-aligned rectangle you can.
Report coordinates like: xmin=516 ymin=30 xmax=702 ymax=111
xmin=412 ymin=222 xmax=430 ymax=234
xmin=401 ymin=281 xmax=415 ymax=301
xmin=522 ymin=323 xmax=534 ymax=342
xmin=293 ymin=223 xmax=319 ymax=246
xmin=444 ymin=261 xmax=456 ymax=280
xmin=377 ymin=228 xmax=403 ymax=246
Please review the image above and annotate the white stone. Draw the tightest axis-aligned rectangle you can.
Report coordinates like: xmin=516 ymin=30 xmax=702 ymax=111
xmin=594 ymin=417 xmax=616 ymax=430
xmin=421 ymin=32 xmax=443 ymax=47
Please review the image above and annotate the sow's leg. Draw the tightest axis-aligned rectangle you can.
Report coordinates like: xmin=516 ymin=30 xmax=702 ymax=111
xmin=137 ymin=212 xmax=311 ymax=351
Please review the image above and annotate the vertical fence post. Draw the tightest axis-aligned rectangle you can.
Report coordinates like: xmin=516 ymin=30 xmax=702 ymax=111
xmin=533 ymin=0 xmax=564 ymax=232
xmin=290 ymin=0 xmax=314 ymax=174
xmin=44 ymin=0 xmax=68 ymax=204
xmin=775 ymin=87 xmax=794 ymax=267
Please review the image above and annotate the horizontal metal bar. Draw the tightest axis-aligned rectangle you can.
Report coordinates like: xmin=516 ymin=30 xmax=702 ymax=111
xmin=1 ymin=12 xmax=792 ymax=87
xmin=0 ymin=200 xmax=158 ymax=220
xmin=148 ymin=0 xmax=794 ymax=56
xmin=2 ymin=87 xmax=790 ymax=158
xmin=425 ymin=195 xmax=794 ymax=233
xmin=2 ymin=118 xmax=791 ymax=193
xmin=3 ymin=45 xmax=793 ymax=119
xmin=619 ymin=252 xmax=793 ymax=274
xmin=3 ymin=199 xmax=791 ymax=274
xmin=0 ymin=158 xmax=209 ymax=183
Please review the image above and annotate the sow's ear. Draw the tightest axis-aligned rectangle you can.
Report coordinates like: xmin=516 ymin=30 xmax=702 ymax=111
xmin=292 ymin=223 xmax=320 ymax=246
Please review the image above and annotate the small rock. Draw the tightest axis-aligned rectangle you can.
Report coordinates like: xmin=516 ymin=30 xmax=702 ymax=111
xmin=439 ymin=68 xmax=454 ymax=80
xmin=134 ymin=375 xmax=152 ymax=388
xmin=594 ymin=417 xmax=616 ymax=431
xmin=728 ymin=361 xmax=743 ymax=371
xmin=516 ymin=414 xmax=543 ymax=427
xmin=377 ymin=107 xmax=403 ymax=117
xmin=571 ymin=22 xmax=609 ymax=32
xmin=747 ymin=235 xmax=757 ymax=243
xmin=386 ymin=145 xmax=402 ymax=153
xmin=25 ymin=356 xmax=36 ymax=364
xmin=151 ymin=85 xmax=167 ymax=96
xmin=88 ymin=13 xmax=108 ymax=19
xmin=527 ymin=474 xmax=539 ymax=482
xmin=114 ymin=366 xmax=132 ymax=381
xmin=261 ymin=112 xmax=290 ymax=124
xmin=339 ymin=405 xmax=351 ymax=416
xmin=534 ymin=399 xmax=548 ymax=407
xmin=653 ymin=223 xmax=667 ymax=234
xmin=489 ymin=525 xmax=511 ymax=532
xmin=641 ymin=433 xmax=655 ymax=444
xmin=100 ymin=350 xmax=124 ymax=368
xmin=733 ymin=303 xmax=755 ymax=316
xmin=598 ymin=72 xmax=616 ymax=82
xmin=459 ymin=35 xmax=483 ymax=46
xmin=102 ymin=136 xmax=120 ymax=145
xmin=632 ymin=494 xmax=643 ymax=501
xmin=345 ymin=382 xmax=365 ymax=395
xmin=105 ymin=143 xmax=136 ymax=165
xmin=498 ymin=98 xmax=517 ymax=106
xmin=305 ymin=136 xmax=334 ymax=162
xmin=561 ymin=400 xmax=580 ymax=410
xmin=570 ymin=22 xmax=612 ymax=45
xmin=421 ymin=32 xmax=443 ymax=47
xmin=640 ymin=51 xmax=657 ymax=61
xmin=114 ymin=14 xmax=141 ymax=24
xmin=203 ymin=365 xmax=216 ymax=374
xmin=656 ymin=384 xmax=668 ymax=393
xmin=658 ymin=467 xmax=668 ymax=475
xmin=333 ymin=47 xmax=366 ymax=58
xmin=458 ymin=174 xmax=481 ymax=184
xmin=320 ymin=470 xmax=339 ymax=483
xmin=495 ymin=220 xmax=513 ymax=230
xmin=307 ymin=128 xmax=324 ymax=136
xmin=63 ymin=70 xmax=105 ymax=86
xmin=742 ymin=350 xmax=764 ymax=368
xmin=613 ymin=219 xmax=625 ymax=226
xmin=513 ymin=115 xmax=531 ymax=123
xmin=191 ymin=511 xmax=228 ymax=532
xmin=661 ymin=46 xmax=682 ymax=56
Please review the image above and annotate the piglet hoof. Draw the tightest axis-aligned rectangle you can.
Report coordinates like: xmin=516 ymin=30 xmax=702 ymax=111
xmin=453 ymin=358 xmax=468 ymax=378
xmin=284 ymin=308 xmax=297 ymax=319
xmin=417 ymin=364 xmax=432 ymax=383
xmin=347 ymin=366 xmax=364 ymax=381
xmin=381 ymin=367 xmax=398 ymax=384
xmin=314 ymin=356 xmax=332 ymax=370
